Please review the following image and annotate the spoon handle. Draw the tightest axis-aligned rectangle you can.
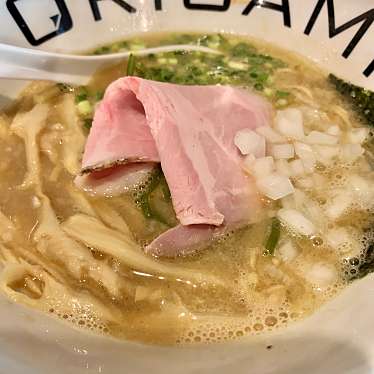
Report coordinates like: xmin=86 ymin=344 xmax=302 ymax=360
xmin=0 ymin=43 xmax=220 ymax=85
xmin=0 ymin=43 xmax=110 ymax=85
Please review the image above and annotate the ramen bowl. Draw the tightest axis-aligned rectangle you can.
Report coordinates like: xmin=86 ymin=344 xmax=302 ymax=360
xmin=0 ymin=1 xmax=373 ymax=373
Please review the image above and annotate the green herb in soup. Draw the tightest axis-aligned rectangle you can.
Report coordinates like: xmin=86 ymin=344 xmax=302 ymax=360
xmin=0 ymin=32 xmax=373 ymax=347
xmin=92 ymin=33 xmax=289 ymax=105
xmin=329 ymin=74 xmax=374 ymax=128
xmin=264 ymin=218 xmax=281 ymax=256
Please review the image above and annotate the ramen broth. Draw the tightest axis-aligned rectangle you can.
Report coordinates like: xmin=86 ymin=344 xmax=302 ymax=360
xmin=0 ymin=33 xmax=373 ymax=345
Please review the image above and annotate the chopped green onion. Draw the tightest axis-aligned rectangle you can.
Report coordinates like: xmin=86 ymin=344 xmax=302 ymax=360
xmin=75 ymin=87 xmax=88 ymax=103
xmin=126 ymin=54 xmax=136 ymax=76
xmin=157 ymin=57 xmax=168 ymax=64
xmin=160 ymin=177 xmax=172 ymax=202
xmin=110 ymin=43 xmax=121 ymax=52
xmin=93 ymin=46 xmax=111 ymax=55
xmin=91 ymin=33 xmax=287 ymax=92
xmin=120 ymin=41 xmax=129 ymax=49
xmin=276 ymin=90 xmax=290 ymax=98
xmin=76 ymin=93 xmax=87 ymax=103
xmin=264 ymin=87 xmax=274 ymax=97
xmin=129 ymin=42 xmax=146 ymax=51
xmin=276 ymin=98 xmax=288 ymax=107
xmin=148 ymin=181 xmax=176 ymax=226
xmin=57 ymin=83 xmax=74 ymax=93
xmin=168 ymin=58 xmax=178 ymax=65
xmin=138 ymin=167 xmax=163 ymax=219
xmin=77 ymin=100 xmax=93 ymax=116
xmin=136 ymin=168 xmax=175 ymax=225
xmin=95 ymin=91 xmax=104 ymax=101
xmin=228 ymin=61 xmax=247 ymax=70
xmin=83 ymin=118 xmax=93 ymax=130
xmin=231 ymin=42 xmax=257 ymax=58
xmin=264 ymin=218 xmax=281 ymax=256
xmin=256 ymin=72 xmax=269 ymax=83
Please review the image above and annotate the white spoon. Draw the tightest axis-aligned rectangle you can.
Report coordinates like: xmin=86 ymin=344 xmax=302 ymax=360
xmin=0 ymin=43 xmax=220 ymax=86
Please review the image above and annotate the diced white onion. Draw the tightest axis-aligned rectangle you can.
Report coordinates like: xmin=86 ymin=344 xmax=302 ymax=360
xmin=340 ymin=144 xmax=364 ymax=163
xmin=306 ymin=131 xmax=338 ymax=145
xmin=256 ymin=173 xmax=295 ymax=200
xmin=348 ymin=174 xmax=371 ymax=196
xmin=271 ymin=143 xmax=294 ymax=159
xmin=326 ymin=227 xmax=351 ymax=253
xmin=296 ymin=191 xmax=327 ymax=231
xmin=326 ymin=227 xmax=349 ymax=248
xmin=303 ymin=262 xmax=337 ymax=289
xmin=348 ymin=174 xmax=374 ymax=206
xmin=275 ymin=108 xmax=305 ymax=140
xmin=312 ymin=173 xmax=327 ymax=186
xmin=243 ymin=154 xmax=256 ymax=171
xmin=289 ymin=159 xmax=305 ymax=176
xmin=228 ymin=61 xmax=247 ymax=70
xmin=281 ymin=195 xmax=296 ymax=209
xmin=255 ymin=126 xmax=286 ymax=143
xmin=234 ymin=129 xmax=265 ymax=156
xmin=326 ymin=227 xmax=361 ymax=256
xmin=292 ymin=188 xmax=306 ymax=208
xmin=247 ymin=156 xmax=274 ymax=178
xmin=275 ymin=159 xmax=291 ymax=177
xmin=325 ymin=190 xmax=353 ymax=220
xmin=299 ymin=106 xmax=325 ymax=124
xmin=346 ymin=127 xmax=369 ymax=144
xmin=302 ymin=158 xmax=315 ymax=174
xmin=294 ymin=142 xmax=316 ymax=173
xmin=263 ymin=264 xmax=285 ymax=280
xmin=277 ymin=208 xmax=315 ymax=236
xmin=294 ymin=142 xmax=313 ymax=158
xmin=295 ymin=177 xmax=314 ymax=189
xmin=313 ymin=145 xmax=339 ymax=165
xmin=278 ymin=241 xmax=298 ymax=262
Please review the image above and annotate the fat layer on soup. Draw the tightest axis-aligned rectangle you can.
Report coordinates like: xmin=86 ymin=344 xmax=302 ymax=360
xmin=0 ymin=33 xmax=373 ymax=345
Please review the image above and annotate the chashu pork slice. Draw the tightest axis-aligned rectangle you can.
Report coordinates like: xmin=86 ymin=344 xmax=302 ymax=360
xmin=79 ymin=77 xmax=272 ymax=255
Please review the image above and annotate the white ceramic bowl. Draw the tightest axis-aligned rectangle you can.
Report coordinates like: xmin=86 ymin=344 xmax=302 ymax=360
xmin=0 ymin=1 xmax=373 ymax=373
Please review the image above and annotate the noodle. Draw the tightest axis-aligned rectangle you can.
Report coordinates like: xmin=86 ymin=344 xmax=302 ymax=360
xmin=62 ymin=214 xmax=222 ymax=286
xmin=56 ymin=94 xmax=86 ymax=175
xmin=10 ymin=104 xmax=49 ymax=189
